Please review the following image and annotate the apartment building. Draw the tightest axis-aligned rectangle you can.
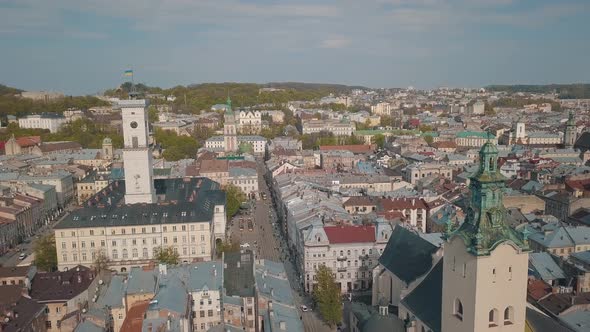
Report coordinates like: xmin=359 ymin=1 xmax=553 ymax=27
xmin=402 ymin=163 xmax=454 ymax=185
xmin=299 ymin=222 xmax=392 ymax=293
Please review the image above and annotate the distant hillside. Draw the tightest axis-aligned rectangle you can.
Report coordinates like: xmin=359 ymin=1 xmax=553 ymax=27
xmin=0 ymin=84 xmax=108 ymax=118
xmin=0 ymin=84 xmax=22 ymax=96
xmin=106 ymin=81 xmax=365 ymax=113
xmin=486 ymin=84 xmax=590 ymax=99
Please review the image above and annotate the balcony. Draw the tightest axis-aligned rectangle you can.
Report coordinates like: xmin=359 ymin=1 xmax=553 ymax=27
xmin=337 ymin=256 xmax=347 ymax=261
xmin=359 ymin=254 xmax=369 ymax=260
xmin=359 ymin=265 xmax=369 ymax=271
xmin=337 ymin=267 xmax=347 ymax=272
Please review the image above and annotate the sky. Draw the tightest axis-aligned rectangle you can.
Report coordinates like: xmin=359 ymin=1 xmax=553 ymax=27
xmin=1 ymin=0 xmax=589 ymax=95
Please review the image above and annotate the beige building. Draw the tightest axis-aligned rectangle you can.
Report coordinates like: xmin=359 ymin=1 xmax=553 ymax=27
xmin=299 ymin=223 xmax=392 ymax=293
xmin=402 ymin=163 xmax=454 ymax=185
xmin=54 ymin=178 xmax=226 ymax=272
xmin=370 ymin=102 xmax=392 ymax=116
xmin=301 ymin=119 xmax=355 ymax=136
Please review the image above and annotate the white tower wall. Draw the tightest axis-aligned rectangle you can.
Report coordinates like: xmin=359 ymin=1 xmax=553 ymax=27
xmin=120 ymin=99 xmax=156 ymax=204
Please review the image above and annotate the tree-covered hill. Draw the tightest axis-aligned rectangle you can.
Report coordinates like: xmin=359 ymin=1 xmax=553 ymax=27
xmin=105 ymin=81 xmax=366 ymax=113
xmin=0 ymin=84 xmax=108 ymax=118
xmin=486 ymin=84 xmax=590 ymax=99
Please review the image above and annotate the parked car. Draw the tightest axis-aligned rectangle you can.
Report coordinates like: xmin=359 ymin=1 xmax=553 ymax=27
xmin=300 ymin=305 xmax=308 ymax=312
xmin=19 ymin=253 xmax=27 ymax=260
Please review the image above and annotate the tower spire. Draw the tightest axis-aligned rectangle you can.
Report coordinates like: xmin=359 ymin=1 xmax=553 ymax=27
xmin=447 ymin=140 xmax=528 ymax=255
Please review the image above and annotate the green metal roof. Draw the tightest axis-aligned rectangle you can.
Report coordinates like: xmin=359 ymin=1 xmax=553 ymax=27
xmin=446 ymin=142 xmax=528 ymax=256
xmin=456 ymin=131 xmax=495 ymax=138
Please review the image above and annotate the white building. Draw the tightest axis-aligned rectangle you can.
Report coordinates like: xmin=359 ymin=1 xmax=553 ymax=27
xmin=301 ymin=119 xmax=355 ymax=136
xmin=18 ymin=113 xmax=66 ymax=133
xmin=236 ymin=110 xmax=262 ymax=133
xmin=300 ymin=222 xmax=392 ymax=293
xmin=370 ymin=102 xmax=392 ymax=116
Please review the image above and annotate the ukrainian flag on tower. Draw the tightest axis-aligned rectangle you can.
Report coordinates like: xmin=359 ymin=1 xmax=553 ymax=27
xmin=124 ymin=69 xmax=133 ymax=77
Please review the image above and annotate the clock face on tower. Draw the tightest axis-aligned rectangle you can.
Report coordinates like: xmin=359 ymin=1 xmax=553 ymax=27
xmin=130 ymin=121 xmax=138 ymax=129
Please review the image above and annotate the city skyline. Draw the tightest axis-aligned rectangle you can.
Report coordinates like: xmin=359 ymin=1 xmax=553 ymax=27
xmin=1 ymin=0 xmax=589 ymax=95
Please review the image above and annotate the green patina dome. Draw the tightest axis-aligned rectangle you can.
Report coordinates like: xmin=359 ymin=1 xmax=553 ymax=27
xmin=103 ymin=137 xmax=112 ymax=144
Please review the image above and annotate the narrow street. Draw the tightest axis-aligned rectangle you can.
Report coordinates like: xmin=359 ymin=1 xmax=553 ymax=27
xmin=229 ymin=158 xmax=333 ymax=332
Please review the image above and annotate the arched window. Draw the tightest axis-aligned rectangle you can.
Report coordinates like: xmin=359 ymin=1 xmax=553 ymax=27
xmin=112 ymin=249 xmax=118 ymax=259
xmin=122 ymin=249 xmax=128 ymax=259
xmin=489 ymin=308 xmax=499 ymax=327
xmin=504 ymin=306 xmax=514 ymax=325
xmin=132 ymin=248 xmax=138 ymax=258
xmin=454 ymin=299 xmax=463 ymax=321
xmin=421 ymin=327 xmax=425 ymax=332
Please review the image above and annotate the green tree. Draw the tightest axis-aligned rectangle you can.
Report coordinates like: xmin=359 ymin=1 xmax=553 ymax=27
xmin=424 ymin=135 xmax=434 ymax=145
xmin=155 ymin=128 xmax=199 ymax=161
xmin=313 ymin=265 xmax=342 ymax=326
xmin=372 ymin=134 xmax=385 ymax=148
xmin=484 ymin=102 xmax=496 ymax=116
xmin=148 ymin=106 xmax=159 ymax=123
xmin=33 ymin=234 xmax=58 ymax=272
xmin=224 ymin=184 xmax=247 ymax=218
xmin=154 ymin=246 xmax=180 ymax=265
xmin=93 ymin=250 xmax=111 ymax=273
xmin=216 ymin=239 xmax=240 ymax=258
xmin=419 ymin=124 xmax=433 ymax=132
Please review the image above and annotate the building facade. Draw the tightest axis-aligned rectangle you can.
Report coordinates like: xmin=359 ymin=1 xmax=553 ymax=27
xmin=18 ymin=113 xmax=66 ymax=133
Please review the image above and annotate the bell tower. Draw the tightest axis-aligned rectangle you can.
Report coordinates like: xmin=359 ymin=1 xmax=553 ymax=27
xmin=120 ymin=99 xmax=156 ymax=204
xmin=223 ymin=96 xmax=238 ymax=153
xmin=441 ymin=140 xmax=529 ymax=332
xmin=564 ymin=111 xmax=577 ymax=148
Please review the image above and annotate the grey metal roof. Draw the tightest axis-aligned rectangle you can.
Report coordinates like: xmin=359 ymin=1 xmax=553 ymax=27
xmin=378 ymin=226 xmax=438 ymax=284
xmin=126 ymin=267 xmax=157 ymax=295
xmin=529 ymin=252 xmax=566 ymax=282
xmin=224 ymin=250 xmax=255 ymax=298
xmin=74 ymin=320 xmax=104 ymax=332
xmin=96 ymin=275 xmax=125 ymax=308
xmin=401 ymin=259 xmax=443 ymax=332
xmin=187 ymin=261 xmax=222 ymax=292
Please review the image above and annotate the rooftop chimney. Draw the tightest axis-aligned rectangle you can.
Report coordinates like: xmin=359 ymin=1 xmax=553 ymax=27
xmin=159 ymin=264 xmax=167 ymax=276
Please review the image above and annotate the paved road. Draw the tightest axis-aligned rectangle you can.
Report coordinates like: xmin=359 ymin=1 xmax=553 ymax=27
xmin=0 ymin=203 xmax=75 ymax=268
xmin=229 ymin=158 xmax=333 ymax=332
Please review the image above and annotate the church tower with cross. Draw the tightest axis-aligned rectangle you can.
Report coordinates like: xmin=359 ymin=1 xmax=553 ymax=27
xmin=441 ymin=140 xmax=529 ymax=332
xmin=564 ymin=110 xmax=577 ymax=148
xmin=223 ymin=95 xmax=238 ymax=154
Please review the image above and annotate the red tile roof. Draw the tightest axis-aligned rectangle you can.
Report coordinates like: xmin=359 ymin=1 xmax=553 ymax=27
xmin=16 ymin=136 xmax=41 ymax=147
xmin=120 ymin=301 xmax=150 ymax=332
xmin=319 ymin=145 xmax=374 ymax=154
xmin=342 ymin=196 xmax=376 ymax=207
xmin=324 ymin=225 xmax=375 ymax=244
xmin=527 ymin=279 xmax=552 ymax=301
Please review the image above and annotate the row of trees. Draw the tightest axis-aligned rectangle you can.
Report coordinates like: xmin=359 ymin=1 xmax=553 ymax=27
xmin=491 ymin=97 xmax=561 ymax=112
xmin=32 ymin=233 xmax=183 ymax=271
xmin=301 ymin=131 xmax=365 ymax=149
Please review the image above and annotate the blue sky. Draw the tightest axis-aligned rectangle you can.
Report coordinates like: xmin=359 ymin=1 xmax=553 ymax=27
xmin=1 ymin=0 xmax=589 ymax=95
